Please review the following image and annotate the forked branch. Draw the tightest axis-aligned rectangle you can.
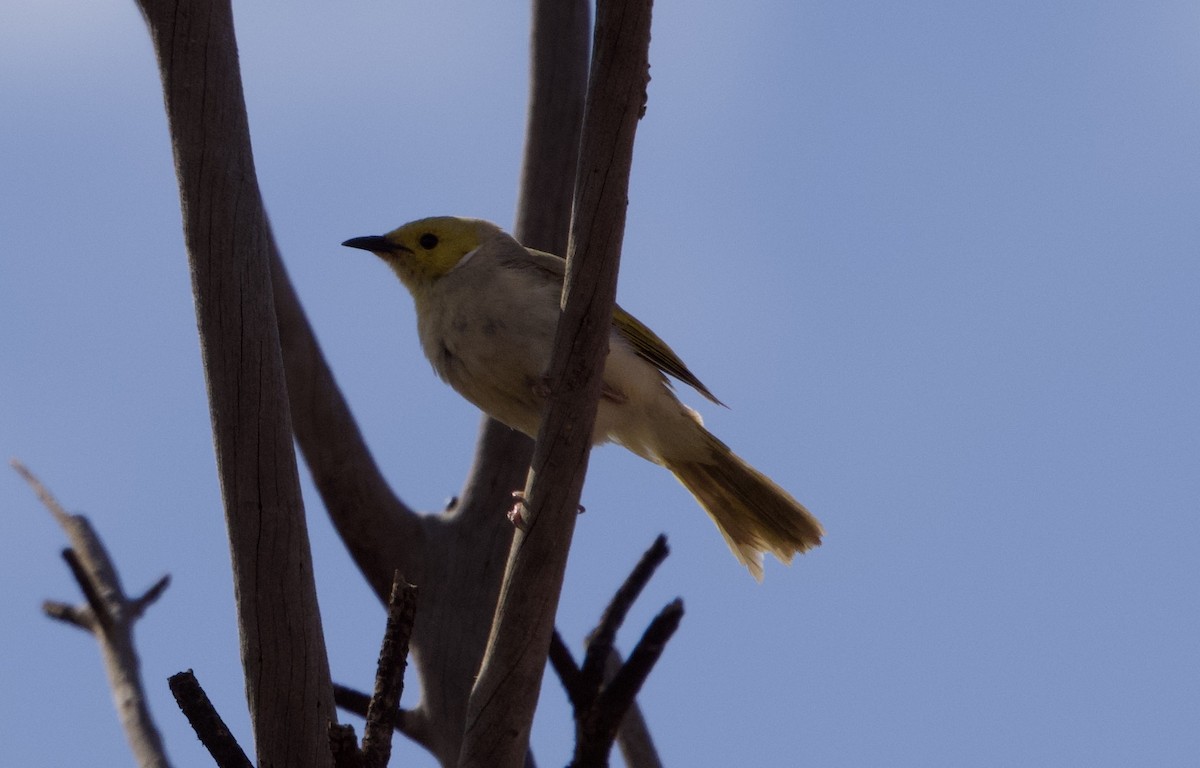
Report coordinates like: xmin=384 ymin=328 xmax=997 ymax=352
xmin=14 ymin=460 xmax=172 ymax=768
xmin=548 ymin=536 xmax=679 ymax=768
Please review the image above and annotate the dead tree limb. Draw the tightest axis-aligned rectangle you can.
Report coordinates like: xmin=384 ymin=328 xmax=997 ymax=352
xmin=579 ymin=535 xmax=670 ymax=705
xmin=269 ymin=251 xmax=423 ymax=597
xmin=130 ymin=1 xmax=335 ymax=765
xmin=14 ymin=460 xmax=172 ymax=768
xmin=515 ymin=0 xmax=592 ymax=254
xmin=279 ymin=0 xmax=589 ymax=764
xmin=360 ymin=574 xmax=418 ymax=768
xmin=550 ymin=636 xmax=666 ymax=768
xmin=551 ymin=637 xmax=674 ymax=768
xmin=548 ymin=535 xmax=676 ymax=768
xmin=603 ymin=650 xmax=663 ymax=768
xmin=168 ymin=670 xmax=254 ymax=768
xmin=329 ymin=724 xmax=362 ymax=768
xmin=459 ymin=0 xmax=655 ymax=764
xmin=322 ymin=573 xmax=417 ymax=768
xmin=574 ymin=600 xmax=682 ymax=767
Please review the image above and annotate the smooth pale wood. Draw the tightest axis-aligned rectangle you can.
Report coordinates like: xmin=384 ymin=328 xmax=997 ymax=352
xmin=132 ymin=2 xmax=334 ymax=765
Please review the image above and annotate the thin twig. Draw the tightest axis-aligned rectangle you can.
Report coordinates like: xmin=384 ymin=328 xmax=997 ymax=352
xmin=592 ymin=600 xmax=683 ymax=740
xmin=42 ymin=600 xmax=91 ymax=631
xmin=548 ymin=630 xmax=585 ymax=710
xmin=333 ymin=684 xmax=423 ymax=745
xmin=551 ymin=640 xmax=666 ymax=768
xmin=361 ymin=573 xmax=418 ymax=768
xmin=548 ymin=536 xmax=674 ymax=768
xmin=16 ymin=460 xmax=172 ymax=768
xmin=329 ymin=723 xmax=362 ymax=768
xmin=130 ymin=574 xmax=172 ymax=619
xmin=578 ymin=535 xmax=669 ymax=706
xmin=11 ymin=458 xmax=72 ymax=525
xmin=605 ymin=650 xmax=663 ymax=768
xmin=333 ymin=684 xmax=373 ymax=719
xmin=62 ymin=548 xmax=113 ymax=633
xmin=572 ymin=600 xmax=683 ymax=768
xmin=168 ymin=671 xmax=253 ymax=768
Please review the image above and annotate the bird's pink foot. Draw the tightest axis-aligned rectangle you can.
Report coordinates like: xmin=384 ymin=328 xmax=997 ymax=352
xmin=508 ymin=491 xmax=530 ymax=529
xmin=507 ymin=491 xmax=586 ymax=528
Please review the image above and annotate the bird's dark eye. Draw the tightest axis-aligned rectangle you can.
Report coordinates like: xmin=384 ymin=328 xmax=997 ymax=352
xmin=419 ymin=233 xmax=439 ymax=250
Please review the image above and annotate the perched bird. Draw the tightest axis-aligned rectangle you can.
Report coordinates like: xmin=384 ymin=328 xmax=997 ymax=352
xmin=343 ymin=217 xmax=822 ymax=579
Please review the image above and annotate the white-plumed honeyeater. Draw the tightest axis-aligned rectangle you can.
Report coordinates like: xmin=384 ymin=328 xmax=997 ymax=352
xmin=344 ymin=217 xmax=823 ymax=579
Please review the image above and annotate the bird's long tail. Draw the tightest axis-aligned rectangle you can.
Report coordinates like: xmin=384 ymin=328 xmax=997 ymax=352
xmin=663 ymin=429 xmax=823 ymax=580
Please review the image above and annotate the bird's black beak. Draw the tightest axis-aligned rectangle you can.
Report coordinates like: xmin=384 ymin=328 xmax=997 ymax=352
xmin=342 ymin=235 xmax=398 ymax=253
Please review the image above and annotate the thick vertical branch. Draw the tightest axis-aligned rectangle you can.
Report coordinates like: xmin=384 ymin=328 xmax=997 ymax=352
xmin=384 ymin=0 xmax=592 ymax=764
xmin=273 ymin=0 xmax=590 ymax=763
xmin=515 ymin=0 xmax=591 ymax=254
xmin=132 ymin=2 xmax=334 ymax=766
xmin=458 ymin=0 xmax=654 ymax=765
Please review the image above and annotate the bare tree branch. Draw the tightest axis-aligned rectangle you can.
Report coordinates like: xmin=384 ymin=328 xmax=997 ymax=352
xmin=273 ymin=0 xmax=590 ymax=760
xmin=61 ymin=547 xmax=115 ymax=633
xmin=42 ymin=599 xmax=92 ymax=630
xmin=548 ymin=630 xmax=585 ymax=710
xmin=130 ymin=574 xmax=173 ymax=620
xmin=515 ymin=0 xmax=592 ymax=254
xmin=332 ymin=685 xmax=374 ymax=720
xmin=325 ymin=575 xmax=419 ymax=768
xmin=168 ymin=670 xmax=254 ymax=768
xmin=329 ymin=724 xmax=362 ymax=768
xmin=130 ymin=1 xmax=334 ymax=764
xmin=578 ymin=535 xmax=670 ymax=707
xmin=604 ymin=650 xmax=664 ymax=768
xmin=291 ymin=0 xmax=590 ymax=763
xmin=14 ymin=460 xmax=172 ymax=768
xmin=548 ymin=536 xmax=674 ymax=768
xmin=576 ymin=599 xmax=682 ymax=767
xmin=459 ymin=0 xmax=655 ymax=764
xmin=360 ymin=574 xmax=418 ymax=768
xmin=270 ymin=252 xmax=425 ymax=595
xmin=333 ymin=685 xmax=425 ymax=750
xmin=550 ymin=637 xmax=666 ymax=768
xmin=12 ymin=458 xmax=72 ymax=526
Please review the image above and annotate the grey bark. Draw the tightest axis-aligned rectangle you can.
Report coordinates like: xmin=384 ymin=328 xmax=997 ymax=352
xmin=458 ymin=0 xmax=656 ymax=765
xmin=131 ymin=1 xmax=335 ymax=765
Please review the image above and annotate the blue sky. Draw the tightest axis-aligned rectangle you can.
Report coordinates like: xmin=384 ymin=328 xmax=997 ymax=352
xmin=3 ymin=1 xmax=1198 ymax=766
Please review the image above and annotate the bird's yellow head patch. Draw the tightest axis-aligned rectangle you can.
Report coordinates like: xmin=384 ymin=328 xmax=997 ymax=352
xmin=344 ymin=216 xmax=503 ymax=293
